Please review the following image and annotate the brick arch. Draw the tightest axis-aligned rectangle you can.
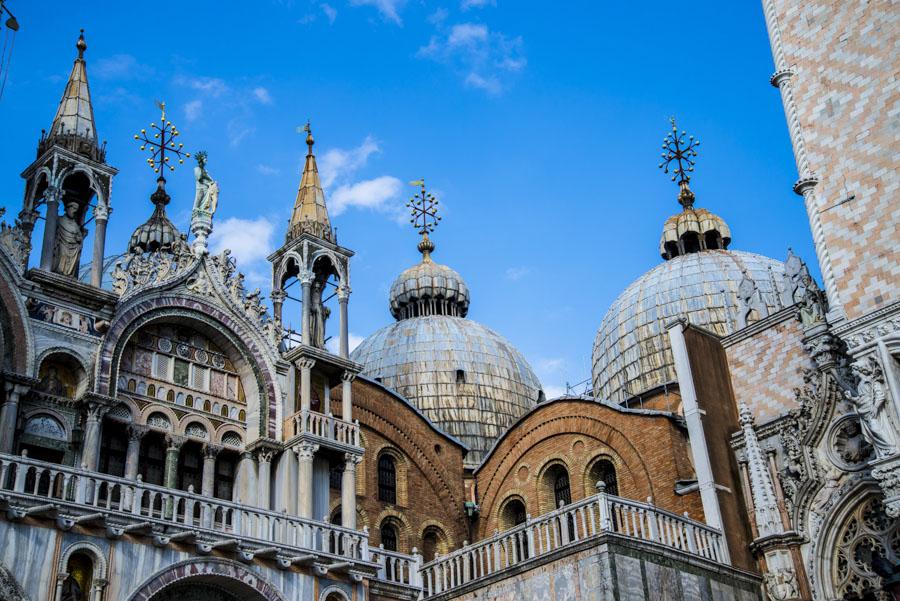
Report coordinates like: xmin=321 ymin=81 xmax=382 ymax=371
xmin=95 ymin=296 xmax=279 ymax=439
xmin=0 ymin=253 xmax=32 ymax=374
xmin=125 ymin=558 xmax=285 ymax=601
xmin=476 ymin=404 xmax=661 ymax=522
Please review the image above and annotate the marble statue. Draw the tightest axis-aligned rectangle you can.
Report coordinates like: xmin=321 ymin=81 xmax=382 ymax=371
xmin=193 ymin=152 xmax=219 ymax=215
xmin=38 ymin=366 xmax=66 ymax=397
xmin=309 ymin=280 xmax=330 ymax=348
xmin=797 ymin=270 xmax=827 ymax=327
xmin=52 ymin=201 xmax=86 ymax=277
xmin=60 ymin=575 xmax=84 ymax=601
xmin=844 ymin=356 xmax=898 ymax=459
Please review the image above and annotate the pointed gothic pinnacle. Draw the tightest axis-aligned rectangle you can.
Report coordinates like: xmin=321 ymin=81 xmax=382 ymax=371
xmin=77 ymin=29 xmax=87 ymax=59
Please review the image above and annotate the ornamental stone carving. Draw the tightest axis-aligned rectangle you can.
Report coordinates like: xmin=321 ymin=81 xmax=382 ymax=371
xmin=843 ymin=356 xmax=898 ymax=460
xmin=829 ymin=416 xmax=875 ymax=471
xmin=52 ymin=201 xmax=87 ymax=277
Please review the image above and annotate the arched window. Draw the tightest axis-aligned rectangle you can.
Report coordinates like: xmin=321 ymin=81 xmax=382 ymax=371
xmin=378 ymin=454 xmax=397 ymax=504
xmin=554 ymin=470 xmax=571 ymax=508
xmin=681 ymin=232 xmax=701 ymax=254
xmin=421 ymin=526 xmax=448 ymax=563
xmin=127 ymin=379 xmax=137 ymax=392
xmin=147 ymin=384 xmax=156 ymax=397
xmin=62 ymin=551 xmax=94 ymax=601
xmin=589 ymin=458 xmax=618 ymax=496
xmin=166 ymin=389 xmax=175 ymax=402
xmin=185 ymin=394 xmax=193 ymax=407
xmin=500 ymin=498 xmax=528 ymax=530
xmin=380 ymin=521 xmax=398 ymax=551
xmin=98 ymin=419 xmax=128 ymax=477
xmin=138 ymin=431 xmax=166 ymax=485
xmin=238 ymin=409 xmax=246 ymax=421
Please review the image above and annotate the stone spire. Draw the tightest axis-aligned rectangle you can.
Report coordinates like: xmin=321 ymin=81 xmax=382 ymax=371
xmin=43 ymin=30 xmax=102 ymax=160
xmin=287 ymin=123 xmax=333 ymax=242
xmin=739 ymin=402 xmax=782 ymax=538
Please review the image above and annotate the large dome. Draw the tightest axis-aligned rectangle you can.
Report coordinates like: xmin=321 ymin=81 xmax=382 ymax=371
xmin=591 ymin=249 xmax=786 ymax=404
xmin=352 ymin=315 xmax=542 ymax=466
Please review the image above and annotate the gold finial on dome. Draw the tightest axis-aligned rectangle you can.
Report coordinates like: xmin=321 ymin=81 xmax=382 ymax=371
xmin=407 ymin=178 xmax=441 ymax=262
xmin=302 ymin=120 xmax=314 ymax=153
xmin=658 ymin=117 xmax=700 ymax=209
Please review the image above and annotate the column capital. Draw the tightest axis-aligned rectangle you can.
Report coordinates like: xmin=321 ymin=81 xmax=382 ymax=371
xmin=84 ymin=402 xmax=110 ymax=422
xmin=298 ymin=269 xmax=315 ymax=285
xmin=165 ymin=434 xmax=186 ymax=451
xmin=127 ymin=424 xmax=149 ymax=442
xmin=341 ymin=371 xmax=357 ymax=384
xmin=337 ymin=285 xmax=351 ymax=301
xmin=298 ymin=358 xmax=316 ymax=370
xmin=293 ymin=442 xmax=319 ymax=461
xmin=344 ymin=452 xmax=362 ymax=467
xmin=254 ymin=448 xmax=275 ymax=464
xmin=93 ymin=202 xmax=111 ymax=221
xmin=270 ymin=289 xmax=287 ymax=303
xmin=203 ymin=443 xmax=223 ymax=459
xmin=769 ymin=68 xmax=794 ymax=88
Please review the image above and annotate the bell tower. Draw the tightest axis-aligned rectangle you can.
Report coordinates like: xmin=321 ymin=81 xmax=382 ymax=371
xmin=18 ymin=30 xmax=117 ymax=286
xmin=268 ymin=123 xmax=362 ymax=526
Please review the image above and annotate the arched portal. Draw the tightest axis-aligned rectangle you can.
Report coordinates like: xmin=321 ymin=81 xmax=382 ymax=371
xmin=126 ymin=559 xmax=285 ymax=601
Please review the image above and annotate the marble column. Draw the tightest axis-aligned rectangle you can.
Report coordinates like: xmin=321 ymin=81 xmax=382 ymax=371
xmin=300 ymin=271 xmax=313 ymax=346
xmin=270 ymin=289 xmax=286 ymax=332
xmin=163 ymin=435 xmax=184 ymax=489
xmin=124 ymin=425 xmax=147 ymax=480
xmin=341 ymin=371 xmax=355 ymax=422
xmin=90 ymin=203 xmax=110 ymax=288
xmin=39 ymin=186 xmax=61 ymax=271
xmin=201 ymin=444 xmax=221 ymax=497
xmin=255 ymin=449 xmax=274 ymax=510
xmin=0 ymin=382 xmax=26 ymax=454
xmin=295 ymin=442 xmax=318 ymax=519
xmin=341 ymin=453 xmax=360 ymax=529
xmin=234 ymin=450 xmax=257 ymax=504
xmin=81 ymin=403 xmax=108 ymax=472
xmin=338 ymin=285 xmax=350 ymax=358
xmin=299 ymin=358 xmax=315 ymax=414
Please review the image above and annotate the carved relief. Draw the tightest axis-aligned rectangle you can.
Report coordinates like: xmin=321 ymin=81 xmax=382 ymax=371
xmin=831 ymin=496 xmax=899 ymax=600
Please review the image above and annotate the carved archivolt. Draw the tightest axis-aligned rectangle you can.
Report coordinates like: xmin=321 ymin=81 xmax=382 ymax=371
xmin=829 ymin=495 xmax=898 ymax=600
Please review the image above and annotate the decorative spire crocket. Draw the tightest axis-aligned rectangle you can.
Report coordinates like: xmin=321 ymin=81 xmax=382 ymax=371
xmin=658 ymin=117 xmax=700 ymax=209
xmin=407 ymin=179 xmax=440 ymax=262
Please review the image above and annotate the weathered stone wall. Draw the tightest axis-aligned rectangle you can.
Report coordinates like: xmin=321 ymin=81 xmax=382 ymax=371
xmin=723 ymin=312 xmax=810 ymax=423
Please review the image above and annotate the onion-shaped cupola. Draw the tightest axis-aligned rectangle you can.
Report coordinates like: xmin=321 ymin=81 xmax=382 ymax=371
xmin=128 ymin=102 xmax=192 ymax=254
xmin=592 ymin=120 xmax=787 ymax=405
xmin=352 ymin=180 xmax=543 ymax=466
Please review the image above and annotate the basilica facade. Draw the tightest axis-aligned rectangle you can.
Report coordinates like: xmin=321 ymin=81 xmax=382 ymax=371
xmin=0 ymin=1 xmax=897 ymax=600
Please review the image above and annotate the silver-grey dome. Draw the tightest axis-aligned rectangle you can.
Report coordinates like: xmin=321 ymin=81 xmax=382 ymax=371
xmin=351 ymin=315 xmax=543 ymax=466
xmin=389 ymin=259 xmax=470 ymax=320
xmin=592 ymin=249 xmax=786 ymax=404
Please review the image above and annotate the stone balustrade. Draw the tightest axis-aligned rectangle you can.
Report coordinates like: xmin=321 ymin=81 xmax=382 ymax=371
xmin=291 ymin=410 xmax=361 ymax=448
xmin=0 ymin=452 xmax=370 ymax=567
xmin=420 ymin=488 xmax=728 ymax=597
xmin=370 ymin=545 xmax=423 ymax=588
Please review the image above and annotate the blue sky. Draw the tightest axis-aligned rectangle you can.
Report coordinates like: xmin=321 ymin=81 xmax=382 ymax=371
xmin=0 ymin=0 xmax=818 ymax=397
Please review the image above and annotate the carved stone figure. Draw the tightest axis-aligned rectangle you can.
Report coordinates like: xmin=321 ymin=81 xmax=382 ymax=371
xmin=38 ymin=366 xmax=66 ymax=396
xmin=844 ymin=356 xmax=898 ymax=459
xmin=192 ymin=152 xmax=218 ymax=215
xmin=52 ymin=201 xmax=86 ymax=277
xmin=797 ymin=270 xmax=826 ymax=327
xmin=737 ymin=271 xmax=769 ymax=328
xmin=764 ymin=568 xmax=800 ymax=601
xmin=60 ymin=574 xmax=84 ymax=601
xmin=309 ymin=280 xmax=330 ymax=348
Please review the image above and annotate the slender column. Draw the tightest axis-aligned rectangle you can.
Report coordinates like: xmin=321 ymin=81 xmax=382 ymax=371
xmin=338 ymin=285 xmax=350 ymax=358
xmin=270 ymin=289 xmax=287 ymax=331
xmin=201 ymin=444 xmax=221 ymax=497
xmin=299 ymin=358 xmax=315 ymax=414
xmin=300 ymin=270 xmax=314 ymax=346
xmin=295 ymin=442 xmax=318 ymax=519
xmin=341 ymin=453 xmax=360 ymax=529
xmin=235 ymin=450 xmax=256 ymax=504
xmin=81 ymin=403 xmax=108 ymax=472
xmin=163 ymin=435 xmax=184 ymax=489
xmin=323 ymin=385 xmax=331 ymax=415
xmin=341 ymin=371 xmax=355 ymax=422
xmin=255 ymin=449 xmax=274 ymax=510
xmin=39 ymin=186 xmax=61 ymax=271
xmin=667 ymin=320 xmax=728 ymax=550
xmin=124 ymin=425 xmax=147 ymax=480
xmin=90 ymin=203 xmax=110 ymax=288
xmin=0 ymin=382 xmax=26 ymax=454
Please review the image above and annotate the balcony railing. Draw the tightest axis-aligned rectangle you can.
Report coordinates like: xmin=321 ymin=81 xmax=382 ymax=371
xmin=420 ymin=489 xmax=728 ymax=597
xmin=370 ymin=545 xmax=423 ymax=588
xmin=291 ymin=410 xmax=361 ymax=448
xmin=0 ymin=453 xmax=369 ymax=565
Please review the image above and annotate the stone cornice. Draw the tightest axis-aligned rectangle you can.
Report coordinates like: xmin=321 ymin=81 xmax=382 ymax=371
xmin=721 ymin=306 xmax=797 ymax=348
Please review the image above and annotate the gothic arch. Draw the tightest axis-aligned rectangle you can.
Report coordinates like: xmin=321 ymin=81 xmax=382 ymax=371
xmin=95 ymin=298 xmax=280 ymax=439
xmin=125 ymin=558 xmax=286 ymax=601
xmin=319 ymin=584 xmax=351 ymax=601
xmin=0 ymin=251 xmax=33 ymax=374
xmin=57 ymin=540 xmax=109 ymax=583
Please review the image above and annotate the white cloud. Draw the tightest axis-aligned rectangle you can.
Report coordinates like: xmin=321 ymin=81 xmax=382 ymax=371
xmin=465 ymin=72 xmax=501 ymax=95
xmin=179 ymin=76 xmax=230 ymax=97
xmin=543 ymin=385 xmax=566 ymax=400
xmin=538 ymin=358 xmax=566 ymax=373
xmin=505 ymin=266 xmax=530 ymax=281
xmin=93 ymin=54 xmax=153 ymax=80
xmin=321 ymin=3 xmax=337 ymax=23
xmin=428 ymin=8 xmax=448 ymax=24
xmin=253 ymin=87 xmax=273 ymax=105
xmin=184 ymin=99 xmax=203 ymax=122
xmin=350 ymin=0 xmax=405 ymax=25
xmin=256 ymin=164 xmax=280 ymax=176
xmin=418 ymin=22 xmax=525 ymax=95
xmin=319 ymin=136 xmax=381 ymax=188
xmin=330 ymin=176 xmax=403 ymax=216
xmin=227 ymin=118 xmax=255 ymax=147
xmin=326 ymin=332 xmax=364 ymax=354
xmin=209 ymin=217 xmax=275 ymax=266
xmin=461 ymin=0 xmax=495 ymax=9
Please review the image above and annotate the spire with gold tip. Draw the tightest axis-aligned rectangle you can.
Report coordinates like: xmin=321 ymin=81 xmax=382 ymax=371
xmin=407 ymin=178 xmax=441 ymax=261
xmin=287 ymin=122 xmax=333 ymax=242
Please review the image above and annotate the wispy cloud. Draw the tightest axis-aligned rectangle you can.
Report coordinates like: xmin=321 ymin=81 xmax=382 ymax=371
xmin=227 ymin=118 xmax=255 ymax=147
xmin=331 ymin=176 xmax=403 ymax=216
xmin=184 ymin=99 xmax=203 ymax=122
xmin=209 ymin=217 xmax=275 ymax=266
xmin=253 ymin=87 xmax=273 ymax=105
xmin=319 ymin=136 xmax=380 ymax=187
xmin=257 ymin=164 xmax=280 ymax=176
xmin=418 ymin=22 xmax=526 ymax=95
xmin=350 ymin=0 xmax=405 ymax=25
xmin=93 ymin=54 xmax=153 ymax=80
xmin=178 ymin=75 xmax=230 ymax=97
xmin=321 ymin=3 xmax=337 ymax=23
xmin=505 ymin=266 xmax=530 ymax=281
xmin=461 ymin=0 xmax=495 ymax=9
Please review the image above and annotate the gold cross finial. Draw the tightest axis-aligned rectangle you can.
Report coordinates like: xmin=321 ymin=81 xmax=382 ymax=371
xmin=134 ymin=100 xmax=190 ymax=177
xmin=658 ymin=117 xmax=700 ymax=208
xmin=407 ymin=179 xmax=441 ymax=260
